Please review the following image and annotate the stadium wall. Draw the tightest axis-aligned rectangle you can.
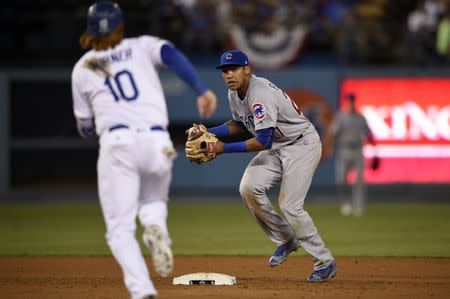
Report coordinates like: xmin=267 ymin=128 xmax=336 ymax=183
xmin=0 ymin=67 xmax=449 ymax=198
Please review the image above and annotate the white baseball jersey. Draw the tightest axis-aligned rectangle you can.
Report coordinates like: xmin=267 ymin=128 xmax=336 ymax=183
xmin=72 ymin=36 xmax=170 ymax=134
xmin=71 ymin=35 xmax=176 ymax=298
xmin=228 ymin=74 xmax=316 ymax=149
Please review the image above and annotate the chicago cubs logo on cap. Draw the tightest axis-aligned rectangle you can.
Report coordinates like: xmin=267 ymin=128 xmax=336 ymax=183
xmin=216 ymin=50 xmax=250 ymax=69
xmin=252 ymin=103 xmax=266 ymax=120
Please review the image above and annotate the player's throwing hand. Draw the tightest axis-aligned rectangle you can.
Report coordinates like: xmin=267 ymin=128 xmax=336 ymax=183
xmin=197 ymin=89 xmax=217 ymax=118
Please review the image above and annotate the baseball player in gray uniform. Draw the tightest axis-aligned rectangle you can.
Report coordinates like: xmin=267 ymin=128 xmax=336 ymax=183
xmin=205 ymin=50 xmax=336 ymax=282
xmin=323 ymin=93 xmax=376 ymax=216
xmin=71 ymin=2 xmax=217 ymax=298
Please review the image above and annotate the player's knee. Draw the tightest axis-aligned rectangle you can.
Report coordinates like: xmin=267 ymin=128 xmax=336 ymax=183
xmin=239 ymin=179 xmax=265 ymax=197
xmin=106 ymin=227 xmax=135 ymax=248
xmin=279 ymin=200 xmax=304 ymax=218
xmin=239 ymin=180 xmax=266 ymax=208
xmin=239 ymin=180 xmax=250 ymax=197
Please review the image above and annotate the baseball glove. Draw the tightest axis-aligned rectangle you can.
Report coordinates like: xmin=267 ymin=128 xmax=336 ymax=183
xmin=185 ymin=124 xmax=218 ymax=164
xmin=370 ymin=155 xmax=380 ymax=171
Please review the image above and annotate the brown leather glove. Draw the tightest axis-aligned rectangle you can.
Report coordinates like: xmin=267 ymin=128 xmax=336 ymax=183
xmin=185 ymin=124 xmax=218 ymax=164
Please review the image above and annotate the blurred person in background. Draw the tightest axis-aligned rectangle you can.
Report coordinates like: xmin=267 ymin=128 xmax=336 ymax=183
xmin=424 ymin=0 xmax=447 ymax=27
xmin=71 ymin=2 xmax=217 ymax=298
xmin=335 ymin=7 xmax=369 ymax=64
xmin=181 ymin=0 xmax=218 ymax=55
xmin=436 ymin=7 xmax=450 ymax=62
xmin=154 ymin=0 xmax=188 ymax=47
xmin=323 ymin=93 xmax=377 ymax=217
xmin=216 ymin=0 xmax=232 ymax=48
xmin=406 ymin=1 xmax=437 ymax=65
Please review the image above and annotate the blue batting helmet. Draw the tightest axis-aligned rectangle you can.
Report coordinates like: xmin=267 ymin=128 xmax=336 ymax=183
xmin=86 ymin=1 xmax=123 ymax=36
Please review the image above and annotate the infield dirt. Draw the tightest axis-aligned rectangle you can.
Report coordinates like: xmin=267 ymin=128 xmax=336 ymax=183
xmin=1 ymin=256 xmax=449 ymax=298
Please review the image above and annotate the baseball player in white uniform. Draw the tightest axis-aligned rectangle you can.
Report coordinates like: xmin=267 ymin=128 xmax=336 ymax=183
xmin=204 ymin=50 xmax=336 ymax=282
xmin=324 ymin=93 xmax=376 ymax=216
xmin=71 ymin=2 xmax=217 ymax=298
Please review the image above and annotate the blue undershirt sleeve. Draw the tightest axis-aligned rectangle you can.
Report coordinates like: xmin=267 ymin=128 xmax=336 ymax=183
xmin=160 ymin=44 xmax=208 ymax=96
xmin=255 ymin=127 xmax=275 ymax=149
xmin=223 ymin=127 xmax=275 ymax=153
xmin=223 ymin=141 xmax=247 ymax=153
xmin=208 ymin=123 xmax=230 ymax=137
xmin=208 ymin=120 xmax=246 ymax=137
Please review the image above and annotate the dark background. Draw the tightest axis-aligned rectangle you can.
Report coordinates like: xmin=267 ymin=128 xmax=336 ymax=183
xmin=1 ymin=0 xmax=449 ymax=195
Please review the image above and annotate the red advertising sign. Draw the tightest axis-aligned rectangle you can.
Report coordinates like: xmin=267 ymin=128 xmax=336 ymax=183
xmin=341 ymin=78 xmax=450 ymax=183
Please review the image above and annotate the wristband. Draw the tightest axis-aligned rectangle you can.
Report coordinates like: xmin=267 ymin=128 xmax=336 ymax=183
xmin=223 ymin=141 xmax=247 ymax=153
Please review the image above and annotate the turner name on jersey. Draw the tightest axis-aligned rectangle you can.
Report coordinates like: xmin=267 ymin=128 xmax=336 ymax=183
xmin=93 ymin=47 xmax=133 ymax=66
xmin=72 ymin=36 xmax=170 ymax=135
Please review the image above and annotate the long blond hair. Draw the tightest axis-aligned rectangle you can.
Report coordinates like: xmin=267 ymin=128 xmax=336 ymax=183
xmin=80 ymin=23 xmax=124 ymax=51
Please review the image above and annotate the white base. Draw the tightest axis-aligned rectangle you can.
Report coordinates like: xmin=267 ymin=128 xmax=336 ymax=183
xmin=172 ymin=272 xmax=237 ymax=285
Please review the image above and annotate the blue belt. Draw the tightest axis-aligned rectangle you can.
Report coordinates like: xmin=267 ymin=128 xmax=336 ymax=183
xmin=109 ymin=124 xmax=166 ymax=132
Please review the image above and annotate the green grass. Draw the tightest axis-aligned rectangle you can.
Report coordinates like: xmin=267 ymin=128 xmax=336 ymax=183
xmin=0 ymin=201 xmax=449 ymax=257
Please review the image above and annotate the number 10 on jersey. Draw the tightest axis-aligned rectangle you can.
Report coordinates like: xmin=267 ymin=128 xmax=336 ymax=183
xmin=104 ymin=70 xmax=139 ymax=101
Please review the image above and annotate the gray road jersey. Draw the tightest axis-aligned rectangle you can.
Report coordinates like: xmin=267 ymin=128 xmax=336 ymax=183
xmin=228 ymin=75 xmax=316 ymax=150
xmin=330 ymin=111 xmax=370 ymax=149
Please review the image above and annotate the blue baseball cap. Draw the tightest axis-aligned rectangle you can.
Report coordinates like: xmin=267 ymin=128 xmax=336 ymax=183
xmin=216 ymin=50 xmax=250 ymax=69
xmin=86 ymin=1 xmax=123 ymax=36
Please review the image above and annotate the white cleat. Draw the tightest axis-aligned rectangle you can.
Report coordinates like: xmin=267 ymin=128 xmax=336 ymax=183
xmin=340 ymin=203 xmax=352 ymax=216
xmin=143 ymin=225 xmax=174 ymax=277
